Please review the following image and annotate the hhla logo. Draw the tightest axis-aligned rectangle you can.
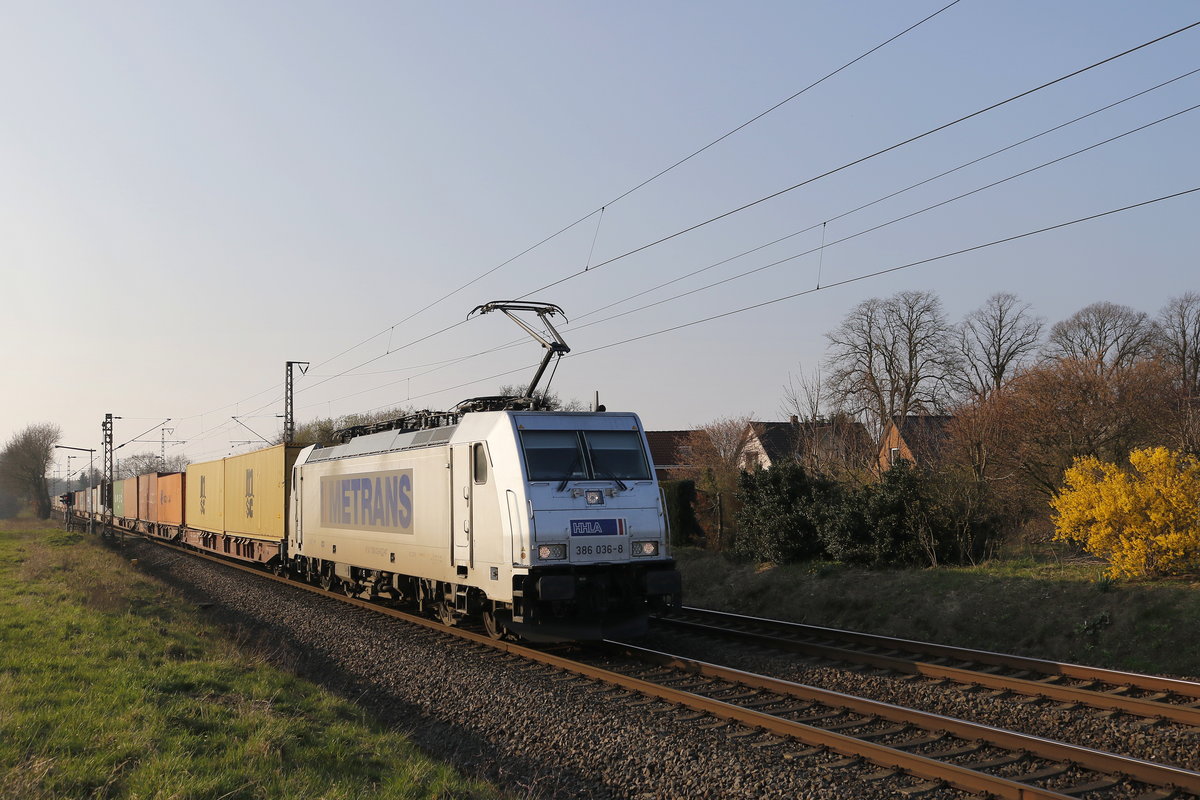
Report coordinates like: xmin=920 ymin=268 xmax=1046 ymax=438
xmin=245 ymin=469 xmax=255 ymax=518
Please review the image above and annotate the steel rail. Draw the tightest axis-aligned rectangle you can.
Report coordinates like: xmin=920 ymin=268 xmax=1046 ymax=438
xmin=603 ymin=641 xmax=1200 ymax=797
xmin=654 ymin=608 xmax=1200 ymax=724
xmin=665 ymin=606 xmax=1200 ymax=699
xmin=651 ymin=614 xmax=1200 ymax=727
xmin=101 ymin=523 xmax=1199 ymax=800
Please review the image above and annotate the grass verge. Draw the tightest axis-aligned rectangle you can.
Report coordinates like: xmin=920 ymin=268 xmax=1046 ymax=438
xmin=675 ymin=546 xmax=1200 ymax=678
xmin=0 ymin=519 xmax=499 ymax=800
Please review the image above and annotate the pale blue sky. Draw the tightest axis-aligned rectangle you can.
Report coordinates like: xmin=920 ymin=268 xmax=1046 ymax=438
xmin=2 ymin=1 xmax=1197 ymax=473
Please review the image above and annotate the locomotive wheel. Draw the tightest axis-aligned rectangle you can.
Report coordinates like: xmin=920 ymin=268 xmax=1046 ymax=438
xmin=482 ymin=609 xmax=504 ymax=640
xmin=319 ymin=572 xmax=336 ymax=592
xmin=435 ymin=601 xmax=456 ymax=627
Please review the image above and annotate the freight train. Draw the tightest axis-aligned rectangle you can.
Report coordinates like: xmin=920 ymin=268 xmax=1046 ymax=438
xmin=59 ymin=308 xmax=681 ymax=642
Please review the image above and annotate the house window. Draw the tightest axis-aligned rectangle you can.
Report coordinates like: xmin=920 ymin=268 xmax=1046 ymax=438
xmin=889 ymin=447 xmax=901 ymax=466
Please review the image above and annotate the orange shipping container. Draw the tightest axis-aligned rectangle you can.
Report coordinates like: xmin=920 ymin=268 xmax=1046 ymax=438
xmin=157 ymin=472 xmax=185 ymax=526
xmin=138 ymin=473 xmax=162 ymax=523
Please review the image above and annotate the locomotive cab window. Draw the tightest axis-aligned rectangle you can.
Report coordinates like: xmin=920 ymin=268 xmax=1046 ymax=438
xmin=520 ymin=430 xmax=588 ymax=482
xmin=520 ymin=429 xmax=651 ymax=482
xmin=583 ymin=430 xmax=650 ymax=480
xmin=472 ymin=442 xmax=488 ymax=484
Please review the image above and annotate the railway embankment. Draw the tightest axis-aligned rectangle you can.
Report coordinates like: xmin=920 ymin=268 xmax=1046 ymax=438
xmin=674 ymin=547 xmax=1200 ymax=678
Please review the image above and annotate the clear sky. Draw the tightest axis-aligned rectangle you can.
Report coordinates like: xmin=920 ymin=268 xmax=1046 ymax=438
xmin=3 ymin=1 xmax=1198 ymax=478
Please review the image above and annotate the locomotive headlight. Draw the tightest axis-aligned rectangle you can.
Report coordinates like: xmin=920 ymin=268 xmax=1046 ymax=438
xmin=632 ymin=540 xmax=659 ymax=557
xmin=537 ymin=544 xmax=567 ymax=560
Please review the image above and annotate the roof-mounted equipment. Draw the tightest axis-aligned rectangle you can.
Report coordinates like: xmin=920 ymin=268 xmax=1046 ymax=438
xmin=468 ymin=301 xmax=570 ymax=401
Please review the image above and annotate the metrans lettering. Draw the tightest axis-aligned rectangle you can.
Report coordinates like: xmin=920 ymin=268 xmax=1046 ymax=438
xmin=320 ymin=469 xmax=413 ymax=533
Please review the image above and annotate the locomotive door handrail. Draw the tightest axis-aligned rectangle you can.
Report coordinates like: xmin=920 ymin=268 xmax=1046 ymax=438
xmin=451 ymin=443 xmax=473 ymax=569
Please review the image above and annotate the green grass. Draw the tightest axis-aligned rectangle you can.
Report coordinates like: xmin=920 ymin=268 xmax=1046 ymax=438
xmin=0 ymin=520 xmax=500 ymax=800
xmin=674 ymin=545 xmax=1200 ymax=678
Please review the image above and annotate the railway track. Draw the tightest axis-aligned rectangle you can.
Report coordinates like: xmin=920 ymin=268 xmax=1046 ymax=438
xmin=103 ymin=525 xmax=1200 ymax=800
xmin=648 ymin=607 xmax=1200 ymax=727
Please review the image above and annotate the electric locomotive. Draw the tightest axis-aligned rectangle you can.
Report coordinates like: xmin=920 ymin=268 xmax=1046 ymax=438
xmin=287 ymin=404 xmax=680 ymax=640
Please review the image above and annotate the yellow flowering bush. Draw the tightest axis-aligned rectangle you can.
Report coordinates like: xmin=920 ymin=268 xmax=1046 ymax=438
xmin=1051 ymin=447 xmax=1200 ymax=578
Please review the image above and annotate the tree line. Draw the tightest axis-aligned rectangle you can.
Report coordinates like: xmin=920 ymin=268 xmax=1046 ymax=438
xmin=676 ymin=290 xmax=1200 ymax=571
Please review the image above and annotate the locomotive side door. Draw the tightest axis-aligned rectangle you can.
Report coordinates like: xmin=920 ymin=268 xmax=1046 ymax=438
xmin=450 ymin=443 xmax=473 ymax=569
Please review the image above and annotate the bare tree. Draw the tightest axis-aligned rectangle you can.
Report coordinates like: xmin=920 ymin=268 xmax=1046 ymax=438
xmin=1155 ymin=292 xmax=1200 ymax=454
xmin=0 ymin=423 xmax=61 ymax=518
xmin=780 ymin=367 xmax=872 ymax=480
xmin=675 ymin=415 xmax=754 ymax=549
xmin=1157 ymin=292 xmax=1200 ymax=395
xmin=824 ymin=290 xmax=959 ymax=440
xmin=1042 ymin=301 xmax=1156 ymax=374
xmin=955 ymin=292 xmax=1043 ymax=399
xmin=116 ymin=452 xmax=190 ymax=478
xmin=287 ymin=405 xmax=418 ymax=447
xmin=497 ymin=384 xmax=586 ymax=411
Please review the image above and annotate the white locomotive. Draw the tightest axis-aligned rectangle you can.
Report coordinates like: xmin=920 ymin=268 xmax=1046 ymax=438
xmin=285 ymin=301 xmax=680 ymax=640
xmin=287 ymin=408 xmax=680 ymax=640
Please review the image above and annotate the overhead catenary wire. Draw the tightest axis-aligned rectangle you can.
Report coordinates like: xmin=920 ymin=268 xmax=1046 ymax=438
xmin=298 ymin=0 xmax=965 ymax=376
xmin=348 ymin=186 xmax=1200 ymax=415
xmin=107 ymin=16 xmax=1200 ymax=453
xmin=280 ymin=34 xmax=1200 ymax=424
xmin=556 ymin=101 xmax=1200 ymax=336
xmin=526 ymin=64 xmax=1200 ymax=330
xmin=293 ymin=82 xmax=1200 ymax=414
xmin=517 ymin=19 xmax=1200 ymax=300
xmin=572 ymin=186 xmax=1200 ymax=358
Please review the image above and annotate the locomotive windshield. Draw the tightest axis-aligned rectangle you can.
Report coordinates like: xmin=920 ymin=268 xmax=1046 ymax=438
xmin=520 ymin=429 xmax=651 ymax=482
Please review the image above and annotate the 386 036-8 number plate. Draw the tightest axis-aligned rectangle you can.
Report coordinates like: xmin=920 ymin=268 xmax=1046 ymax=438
xmin=573 ymin=541 xmax=625 ymax=559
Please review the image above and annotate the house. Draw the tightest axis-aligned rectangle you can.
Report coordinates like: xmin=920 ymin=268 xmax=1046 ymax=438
xmin=878 ymin=415 xmax=954 ymax=472
xmin=644 ymin=430 xmax=695 ymax=481
xmin=742 ymin=416 xmax=872 ymax=472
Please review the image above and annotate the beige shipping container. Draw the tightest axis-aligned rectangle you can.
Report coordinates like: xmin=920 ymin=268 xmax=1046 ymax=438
xmin=185 ymin=458 xmax=225 ymax=534
xmin=223 ymin=444 xmax=300 ymax=541
xmin=158 ymin=472 xmax=185 ymax=526
xmin=113 ymin=480 xmax=125 ymax=518
xmin=122 ymin=477 xmax=139 ymax=519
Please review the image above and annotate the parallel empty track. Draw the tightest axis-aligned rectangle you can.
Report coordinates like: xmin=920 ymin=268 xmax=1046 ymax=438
xmin=650 ymin=607 xmax=1200 ymax=727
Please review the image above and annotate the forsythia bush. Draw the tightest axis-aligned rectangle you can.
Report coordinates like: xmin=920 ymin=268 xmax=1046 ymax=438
xmin=1051 ymin=447 xmax=1200 ymax=578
